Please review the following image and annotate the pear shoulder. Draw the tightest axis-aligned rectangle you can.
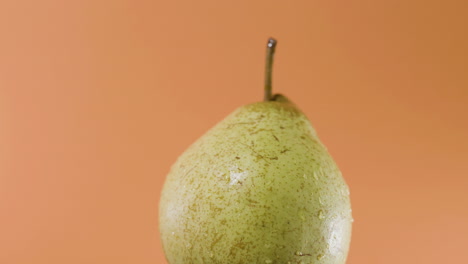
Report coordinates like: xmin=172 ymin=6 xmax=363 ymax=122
xmin=213 ymin=96 xmax=319 ymax=142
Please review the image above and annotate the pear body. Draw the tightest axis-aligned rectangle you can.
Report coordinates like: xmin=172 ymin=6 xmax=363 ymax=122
xmin=159 ymin=98 xmax=352 ymax=264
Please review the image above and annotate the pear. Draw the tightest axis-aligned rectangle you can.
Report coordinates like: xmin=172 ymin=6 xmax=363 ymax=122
xmin=159 ymin=38 xmax=352 ymax=264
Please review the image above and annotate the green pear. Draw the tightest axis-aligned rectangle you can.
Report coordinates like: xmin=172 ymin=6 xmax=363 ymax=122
xmin=159 ymin=38 xmax=352 ymax=264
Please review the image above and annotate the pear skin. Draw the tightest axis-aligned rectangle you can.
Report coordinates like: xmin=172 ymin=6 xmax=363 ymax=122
xmin=159 ymin=96 xmax=352 ymax=264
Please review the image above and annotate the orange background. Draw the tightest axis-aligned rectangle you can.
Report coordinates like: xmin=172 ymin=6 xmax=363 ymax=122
xmin=1 ymin=0 xmax=467 ymax=263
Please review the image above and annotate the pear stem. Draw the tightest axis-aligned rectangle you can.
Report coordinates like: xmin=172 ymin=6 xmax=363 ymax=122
xmin=264 ymin=38 xmax=277 ymax=101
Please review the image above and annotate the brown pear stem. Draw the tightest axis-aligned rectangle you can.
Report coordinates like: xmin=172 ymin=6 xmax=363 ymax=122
xmin=264 ymin=38 xmax=277 ymax=101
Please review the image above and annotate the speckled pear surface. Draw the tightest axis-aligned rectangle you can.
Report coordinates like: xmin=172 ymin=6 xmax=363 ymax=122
xmin=159 ymin=95 xmax=352 ymax=264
